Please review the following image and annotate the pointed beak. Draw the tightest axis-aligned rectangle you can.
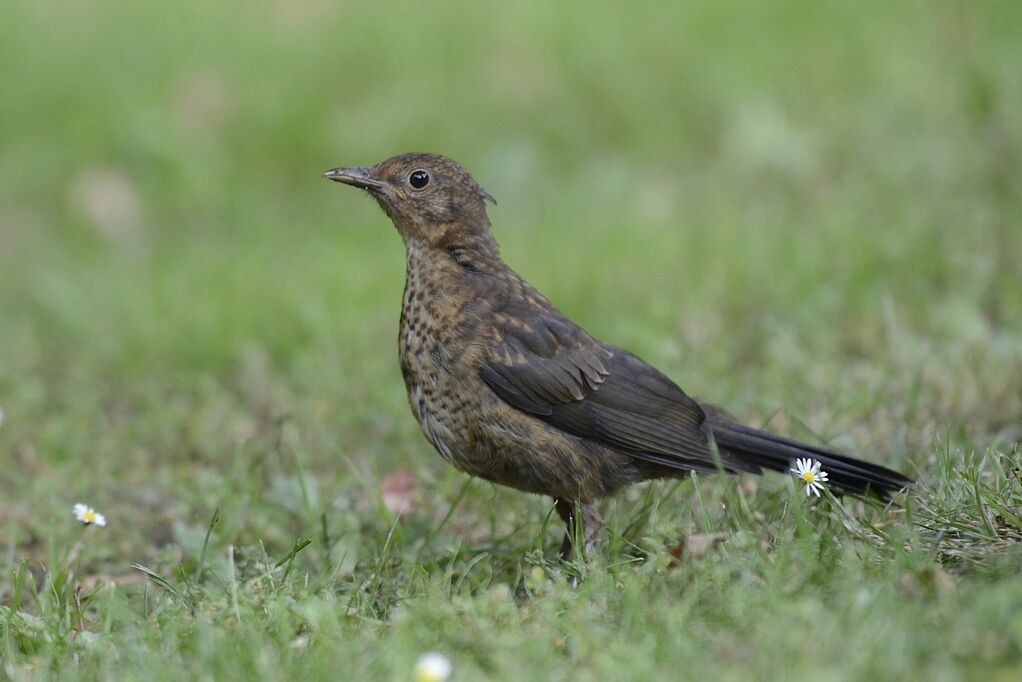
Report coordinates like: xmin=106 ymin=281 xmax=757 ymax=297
xmin=322 ymin=166 xmax=385 ymax=190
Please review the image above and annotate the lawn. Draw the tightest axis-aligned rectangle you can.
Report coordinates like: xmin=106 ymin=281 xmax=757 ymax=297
xmin=1 ymin=1 xmax=1021 ymax=680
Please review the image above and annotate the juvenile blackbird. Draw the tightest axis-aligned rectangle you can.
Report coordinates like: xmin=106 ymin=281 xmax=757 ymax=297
xmin=324 ymin=153 xmax=911 ymax=557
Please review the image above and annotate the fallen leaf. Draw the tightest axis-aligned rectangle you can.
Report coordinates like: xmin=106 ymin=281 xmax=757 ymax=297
xmin=380 ymin=468 xmax=417 ymax=517
xmin=668 ymin=531 xmax=728 ymax=566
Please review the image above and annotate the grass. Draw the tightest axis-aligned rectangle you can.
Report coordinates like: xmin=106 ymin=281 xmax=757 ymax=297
xmin=2 ymin=0 xmax=1021 ymax=679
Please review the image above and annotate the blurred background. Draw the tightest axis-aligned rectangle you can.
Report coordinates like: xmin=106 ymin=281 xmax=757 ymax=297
xmin=1 ymin=1 xmax=1020 ymax=562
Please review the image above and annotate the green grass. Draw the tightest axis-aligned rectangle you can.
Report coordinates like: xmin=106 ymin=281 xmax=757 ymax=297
xmin=2 ymin=1 xmax=1022 ymax=679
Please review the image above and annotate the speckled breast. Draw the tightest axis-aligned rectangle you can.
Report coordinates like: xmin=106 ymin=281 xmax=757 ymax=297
xmin=397 ymin=248 xmax=474 ymax=470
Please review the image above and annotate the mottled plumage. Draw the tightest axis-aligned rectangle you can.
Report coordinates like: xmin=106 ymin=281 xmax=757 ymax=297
xmin=324 ymin=153 xmax=911 ymax=557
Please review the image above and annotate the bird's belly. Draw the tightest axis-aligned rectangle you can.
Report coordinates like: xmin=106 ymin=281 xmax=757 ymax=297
xmin=401 ymin=358 xmax=524 ymax=482
xmin=398 ymin=329 xmax=631 ymax=501
xmin=406 ymin=379 xmax=462 ymax=465
xmin=403 ymin=369 xmax=619 ymax=499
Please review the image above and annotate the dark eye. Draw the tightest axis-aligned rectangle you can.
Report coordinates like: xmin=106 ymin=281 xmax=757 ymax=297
xmin=408 ymin=169 xmax=430 ymax=189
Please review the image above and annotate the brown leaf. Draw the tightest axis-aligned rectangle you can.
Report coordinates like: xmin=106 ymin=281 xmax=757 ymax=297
xmin=380 ymin=468 xmax=417 ymax=517
xmin=668 ymin=531 xmax=728 ymax=566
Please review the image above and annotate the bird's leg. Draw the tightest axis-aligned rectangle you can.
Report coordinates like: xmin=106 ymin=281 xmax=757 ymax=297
xmin=580 ymin=503 xmax=604 ymax=557
xmin=555 ymin=499 xmax=575 ymax=560
xmin=554 ymin=499 xmax=604 ymax=561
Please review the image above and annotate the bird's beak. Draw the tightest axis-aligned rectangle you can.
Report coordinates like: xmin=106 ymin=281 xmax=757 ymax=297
xmin=322 ymin=166 xmax=385 ymax=190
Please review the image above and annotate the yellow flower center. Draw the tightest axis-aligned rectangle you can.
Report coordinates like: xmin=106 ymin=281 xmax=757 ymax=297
xmin=83 ymin=510 xmax=96 ymax=522
xmin=801 ymin=471 xmax=816 ymax=484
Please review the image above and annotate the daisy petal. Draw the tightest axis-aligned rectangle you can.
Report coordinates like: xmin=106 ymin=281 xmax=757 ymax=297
xmin=72 ymin=502 xmax=107 ymax=527
xmin=415 ymin=652 xmax=452 ymax=682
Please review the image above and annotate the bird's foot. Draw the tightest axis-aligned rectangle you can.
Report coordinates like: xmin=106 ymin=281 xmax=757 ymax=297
xmin=554 ymin=499 xmax=603 ymax=562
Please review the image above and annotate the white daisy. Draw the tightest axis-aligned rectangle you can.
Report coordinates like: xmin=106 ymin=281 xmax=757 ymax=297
xmin=414 ymin=652 xmax=452 ymax=682
xmin=73 ymin=503 xmax=107 ymax=527
xmin=790 ymin=458 xmax=829 ymax=497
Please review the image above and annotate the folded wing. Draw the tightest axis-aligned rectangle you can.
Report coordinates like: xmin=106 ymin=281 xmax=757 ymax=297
xmin=479 ymin=307 xmax=757 ymax=475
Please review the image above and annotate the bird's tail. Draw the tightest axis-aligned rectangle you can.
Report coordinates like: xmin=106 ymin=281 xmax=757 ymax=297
xmin=710 ymin=421 xmax=911 ymax=500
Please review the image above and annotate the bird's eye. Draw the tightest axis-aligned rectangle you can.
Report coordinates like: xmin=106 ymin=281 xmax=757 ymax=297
xmin=408 ymin=169 xmax=430 ymax=189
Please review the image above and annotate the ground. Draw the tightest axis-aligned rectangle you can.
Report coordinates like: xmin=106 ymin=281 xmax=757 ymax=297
xmin=1 ymin=1 xmax=1021 ymax=680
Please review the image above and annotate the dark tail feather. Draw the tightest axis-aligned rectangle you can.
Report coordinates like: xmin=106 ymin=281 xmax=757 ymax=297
xmin=711 ymin=421 xmax=912 ymax=500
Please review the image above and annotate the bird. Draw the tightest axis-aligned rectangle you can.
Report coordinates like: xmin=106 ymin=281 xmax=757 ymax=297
xmin=323 ymin=152 xmax=912 ymax=558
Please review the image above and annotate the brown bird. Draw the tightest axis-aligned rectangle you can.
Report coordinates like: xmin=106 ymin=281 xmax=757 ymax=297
xmin=324 ymin=153 xmax=911 ymax=558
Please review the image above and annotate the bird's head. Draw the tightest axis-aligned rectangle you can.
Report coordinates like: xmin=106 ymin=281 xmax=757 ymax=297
xmin=324 ymin=153 xmax=496 ymax=249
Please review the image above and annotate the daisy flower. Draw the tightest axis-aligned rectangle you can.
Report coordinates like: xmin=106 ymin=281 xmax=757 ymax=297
xmin=73 ymin=503 xmax=107 ymax=527
xmin=790 ymin=458 xmax=829 ymax=497
xmin=414 ymin=652 xmax=452 ymax=682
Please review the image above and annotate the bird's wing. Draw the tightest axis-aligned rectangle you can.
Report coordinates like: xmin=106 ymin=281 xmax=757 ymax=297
xmin=479 ymin=305 xmax=733 ymax=472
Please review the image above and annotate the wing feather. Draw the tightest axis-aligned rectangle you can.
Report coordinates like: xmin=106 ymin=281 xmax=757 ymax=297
xmin=478 ymin=301 xmax=721 ymax=470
